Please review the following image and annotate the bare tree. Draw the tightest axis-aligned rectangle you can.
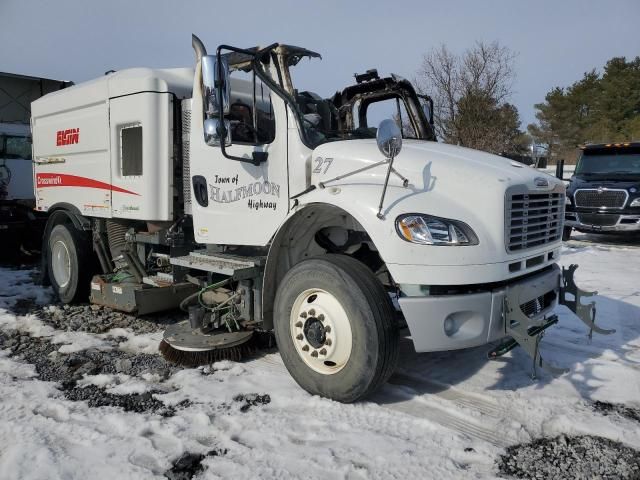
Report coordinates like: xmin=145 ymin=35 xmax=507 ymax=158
xmin=415 ymin=41 xmax=521 ymax=154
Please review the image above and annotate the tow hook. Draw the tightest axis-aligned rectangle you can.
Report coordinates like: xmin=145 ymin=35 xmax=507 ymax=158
xmin=488 ymin=264 xmax=614 ymax=378
xmin=559 ymin=264 xmax=615 ymax=339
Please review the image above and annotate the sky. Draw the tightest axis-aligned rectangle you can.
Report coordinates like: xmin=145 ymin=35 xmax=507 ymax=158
xmin=1 ymin=0 xmax=638 ymax=129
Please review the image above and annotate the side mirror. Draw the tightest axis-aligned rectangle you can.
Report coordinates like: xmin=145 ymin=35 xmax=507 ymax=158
xmin=204 ymin=118 xmax=231 ymax=146
xmin=377 ymin=119 xmax=403 ymax=159
xmin=201 ymin=54 xmax=230 ymax=116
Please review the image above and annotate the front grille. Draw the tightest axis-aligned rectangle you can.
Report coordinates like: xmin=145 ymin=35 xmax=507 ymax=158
xmin=520 ymin=291 xmax=556 ymax=318
xmin=575 ymin=189 xmax=627 ymax=208
xmin=578 ymin=213 xmax=620 ymax=226
xmin=506 ymin=190 xmax=564 ymax=252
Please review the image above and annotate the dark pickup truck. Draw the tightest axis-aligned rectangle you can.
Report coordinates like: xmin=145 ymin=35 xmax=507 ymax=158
xmin=563 ymin=142 xmax=640 ymax=239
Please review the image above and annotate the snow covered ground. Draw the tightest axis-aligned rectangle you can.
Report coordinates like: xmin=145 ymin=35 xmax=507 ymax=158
xmin=1 ymin=233 xmax=639 ymax=479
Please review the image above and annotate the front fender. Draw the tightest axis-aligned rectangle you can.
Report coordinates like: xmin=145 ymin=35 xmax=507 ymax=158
xmin=287 ymin=182 xmax=560 ymax=285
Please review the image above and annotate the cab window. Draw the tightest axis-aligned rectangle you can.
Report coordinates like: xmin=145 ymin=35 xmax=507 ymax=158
xmin=228 ymin=69 xmax=276 ymax=145
xmin=1 ymin=135 xmax=32 ymax=160
xmin=359 ymin=97 xmax=418 ymax=138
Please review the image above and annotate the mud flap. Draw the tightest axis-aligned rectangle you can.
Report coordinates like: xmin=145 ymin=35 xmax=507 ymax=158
xmin=559 ymin=264 xmax=615 ymax=339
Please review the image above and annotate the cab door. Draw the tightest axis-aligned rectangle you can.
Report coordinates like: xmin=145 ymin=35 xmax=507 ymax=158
xmin=189 ymin=63 xmax=289 ymax=246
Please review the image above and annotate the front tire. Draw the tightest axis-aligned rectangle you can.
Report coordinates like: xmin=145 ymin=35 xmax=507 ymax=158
xmin=274 ymin=254 xmax=399 ymax=403
xmin=562 ymin=226 xmax=572 ymax=241
xmin=47 ymin=223 xmax=92 ymax=303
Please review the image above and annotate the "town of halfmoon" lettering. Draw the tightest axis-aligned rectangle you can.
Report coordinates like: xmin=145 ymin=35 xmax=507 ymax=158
xmin=209 ymin=180 xmax=280 ymax=204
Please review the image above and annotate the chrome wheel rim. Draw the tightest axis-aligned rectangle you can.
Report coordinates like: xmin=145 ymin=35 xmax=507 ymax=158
xmin=51 ymin=240 xmax=71 ymax=288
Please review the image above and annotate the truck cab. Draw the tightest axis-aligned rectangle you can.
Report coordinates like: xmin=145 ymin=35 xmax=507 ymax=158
xmin=564 ymin=142 xmax=640 ymax=238
xmin=30 ymin=36 xmax=606 ymax=402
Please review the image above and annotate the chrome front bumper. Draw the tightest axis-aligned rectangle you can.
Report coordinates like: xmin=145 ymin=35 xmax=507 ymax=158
xmin=565 ymin=211 xmax=640 ymax=232
xmin=399 ymin=265 xmax=561 ymax=353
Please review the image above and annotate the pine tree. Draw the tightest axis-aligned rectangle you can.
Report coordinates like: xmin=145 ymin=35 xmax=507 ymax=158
xmin=528 ymin=56 xmax=640 ymax=163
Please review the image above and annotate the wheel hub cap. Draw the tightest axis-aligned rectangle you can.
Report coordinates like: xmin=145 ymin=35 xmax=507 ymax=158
xmin=303 ymin=317 xmax=326 ymax=348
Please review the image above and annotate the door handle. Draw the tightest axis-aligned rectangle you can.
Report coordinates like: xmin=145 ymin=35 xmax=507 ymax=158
xmin=192 ymin=175 xmax=209 ymax=207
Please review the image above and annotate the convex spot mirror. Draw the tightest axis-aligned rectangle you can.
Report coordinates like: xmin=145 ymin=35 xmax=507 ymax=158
xmin=377 ymin=119 xmax=402 ymax=159
xmin=204 ymin=118 xmax=231 ymax=146
xmin=201 ymin=54 xmax=230 ymax=116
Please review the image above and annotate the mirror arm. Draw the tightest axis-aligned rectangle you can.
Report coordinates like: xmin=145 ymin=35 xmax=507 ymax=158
xmin=219 ymin=140 xmax=268 ymax=166
xmin=376 ymin=153 xmax=396 ymax=220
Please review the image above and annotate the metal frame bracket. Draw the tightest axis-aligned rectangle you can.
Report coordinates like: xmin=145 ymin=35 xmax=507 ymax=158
xmin=490 ymin=296 xmax=569 ymax=378
xmin=559 ymin=264 xmax=615 ymax=339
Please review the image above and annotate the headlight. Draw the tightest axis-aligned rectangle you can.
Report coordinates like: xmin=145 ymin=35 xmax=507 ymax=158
xmin=630 ymin=198 xmax=640 ymax=207
xmin=396 ymin=214 xmax=479 ymax=246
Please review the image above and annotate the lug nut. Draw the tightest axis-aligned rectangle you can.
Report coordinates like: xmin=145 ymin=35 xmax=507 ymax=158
xmin=296 ymin=334 xmax=304 ymax=340
xmin=318 ymin=314 xmax=325 ymax=321
xmin=324 ymin=326 xmax=331 ymax=333
xmin=302 ymin=345 xmax=309 ymax=352
xmin=300 ymin=312 xmax=307 ymax=318
xmin=311 ymin=350 xmax=318 ymax=357
xmin=295 ymin=321 xmax=303 ymax=328
xmin=309 ymin=309 xmax=316 ymax=316
xmin=319 ymin=348 xmax=327 ymax=355
xmin=325 ymin=339 xmax=332 ymax=346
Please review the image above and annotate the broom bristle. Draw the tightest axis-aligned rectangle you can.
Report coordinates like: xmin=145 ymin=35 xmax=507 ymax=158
xmin=158 ymin=336 xmax=257 ymax=367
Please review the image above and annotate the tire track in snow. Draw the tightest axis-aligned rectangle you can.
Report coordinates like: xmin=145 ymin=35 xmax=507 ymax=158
xmin=390 ymin=372 xmax=505 ymax=418
xmin=375 ymin=373 xmax=518 ymax=448
xmin=251 ymin=354 xmax=516 ymax=448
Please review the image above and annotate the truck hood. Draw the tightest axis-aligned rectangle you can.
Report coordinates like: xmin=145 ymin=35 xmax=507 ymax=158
xmin=311 ymin=139 xmax=562 ymax=192
xmin=303 ymin=139 xmax=565 ymax=273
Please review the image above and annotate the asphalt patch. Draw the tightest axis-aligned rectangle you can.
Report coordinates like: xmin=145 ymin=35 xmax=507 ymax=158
xmin=233 ymin=393 xmax=271 ymax=412
xmin=30 ymin=303 xmax=173 ymax=335
xmin=62 ymin=384 xmax=185 ymax=416
xmin=497 ymin=434 xmax=640 ymax=479
xmin=1 ymin=331 xmax=185 ymax=415
xmin=164 ymin=449 xmax=227 ymax=480
xmin=593 ymin=400 xmax=640 ymax=423
xmin=1 ymin=331 xmax=179 ymax=382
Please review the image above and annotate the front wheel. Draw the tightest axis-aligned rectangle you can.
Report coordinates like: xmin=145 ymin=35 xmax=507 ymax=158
xmin=562 ymin=226 xmax=572 ymax=241
xmin=274 ymin=254 xmax=399 ymax=403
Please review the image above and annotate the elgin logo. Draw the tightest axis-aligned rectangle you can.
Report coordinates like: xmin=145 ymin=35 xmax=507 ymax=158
xmin=56 ymin=128 xmax=79 ymax=146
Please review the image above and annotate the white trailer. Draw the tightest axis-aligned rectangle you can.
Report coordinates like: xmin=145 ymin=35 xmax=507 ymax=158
xmin=30 ymin=36 xmax=611 ymax=402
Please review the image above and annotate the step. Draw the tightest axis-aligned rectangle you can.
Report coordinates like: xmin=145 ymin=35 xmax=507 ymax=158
xmin=170 ymin=250 xmax=265 ymax=278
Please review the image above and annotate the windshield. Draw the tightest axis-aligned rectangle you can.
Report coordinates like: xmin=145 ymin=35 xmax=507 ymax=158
xmin=285 ymin=56 xmax=435 ymax=148
xmin=575 ymin=148 xmax=640 ymax=176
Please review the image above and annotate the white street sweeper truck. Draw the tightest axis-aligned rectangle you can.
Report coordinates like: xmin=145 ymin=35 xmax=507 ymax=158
xmin=30 ymin=36 xmax=612 ymax=402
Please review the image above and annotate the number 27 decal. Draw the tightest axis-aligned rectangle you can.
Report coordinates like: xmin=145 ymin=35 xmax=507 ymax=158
xmin=313 ymin=157 xmax=333 ymax=174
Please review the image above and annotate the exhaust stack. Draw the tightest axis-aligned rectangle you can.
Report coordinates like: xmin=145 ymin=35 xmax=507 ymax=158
xmin=192 ymin=34 xmax=207 ymax=61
